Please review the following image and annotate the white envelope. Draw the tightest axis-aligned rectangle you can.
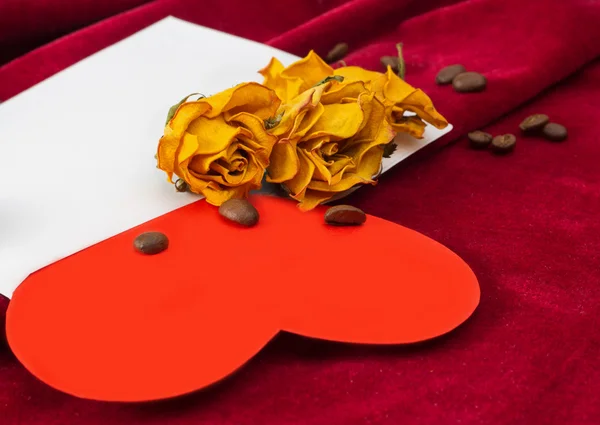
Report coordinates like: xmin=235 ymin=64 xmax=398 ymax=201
xmin=0 ymin=17 xmax=452 ymax=298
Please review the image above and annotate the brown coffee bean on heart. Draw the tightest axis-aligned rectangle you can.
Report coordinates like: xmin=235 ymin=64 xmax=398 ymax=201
xmin=467 ymin=131 xmax=493 ymax=149
xmin=519 ymin=114 xmax=549 ymax=134
xmin=542 ymin=123 xmax=568 ymax=142
xmin=219 ymin=199 xmax=259 ymax=227
xmin=325 ymin=43 xmax=349 ymax=63
xmin=452 ymin=72 xmax=487 ymax=93
xmin=134 ymin=231 xmax=169 ymax=255
xmin=380 ymin=56 xmax=400 ymax=73
xmin=324 ymin=205 xmax=366 ymax=226
xmin=435 ymin=64 xmax=467 ymax=85
xmin=491 ymin=134 xmax=517 ymax=154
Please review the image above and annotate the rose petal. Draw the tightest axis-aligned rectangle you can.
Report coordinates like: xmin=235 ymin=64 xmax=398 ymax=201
xmin=201 ymin=184 xmax=250 ymax=206
xmin=297 ymin=189 xmax=336 ymax=211
xmin=185 ymin=115 xmax=238 ymax=155
xmin=307 ymin=150 xmax=333 ymax=184
xmin=280 ymin=50 xmax=334 ymax=91
xmin=333 ymin=66 xmax=382 ymax=84
xmin=258 ymin=57 xmax=305 ymax=103
xmin=390 ymin=115 xmax=427 ymax=138
xmin=156 ymin=133 xmax=179 ymax=182
xmin=167 ymin=102 xmax=212 ymax=139
xmin=328 ymin=156 xmax=355 ymax=180
xmin=320 ymin=81 xmax=369 ymax=105
xmin=266 ymin=141 xmax=299 ymax=183
xmin=303 ymin=102 xmax=364 ymax=141
xmin=286 ymin=148 xmax=316 ymax=198
xmin=349 ymin=92 xmax=389 ymax=145
xmin=228 ymin=112 xmax=277 ymax=164
xmin=383 ymin=68 xmax=447 ymax=129
xmin=205 ymin=82 xmax=280 ymax=121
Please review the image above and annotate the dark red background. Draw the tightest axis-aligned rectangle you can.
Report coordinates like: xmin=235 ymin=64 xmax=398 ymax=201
xmin=2 ymin=0 xmax=600 ymax=424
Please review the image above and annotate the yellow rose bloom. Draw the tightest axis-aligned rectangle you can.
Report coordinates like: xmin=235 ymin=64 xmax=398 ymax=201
xmin=266 ymin=80 xmax=395 ymax=211
xmin=259 ymin=51 xmax=448 ymax=138
xmin=157 ymin=83 xmax=280 ymax=206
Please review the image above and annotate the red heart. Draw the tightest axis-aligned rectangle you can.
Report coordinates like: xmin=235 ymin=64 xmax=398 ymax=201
xmin=6 ymin=195 xmax=479 ymax=401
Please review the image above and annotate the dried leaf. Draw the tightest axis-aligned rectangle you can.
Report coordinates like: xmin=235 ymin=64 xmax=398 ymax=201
xmin=383 ymin=142 xmax=397 ymax=158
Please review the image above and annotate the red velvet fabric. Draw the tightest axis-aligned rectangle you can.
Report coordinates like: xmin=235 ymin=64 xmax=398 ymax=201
xmin=0 ymin=0 xmax=156 ymax=66
xmin=2 ymin=0 xmax=600 ymax=423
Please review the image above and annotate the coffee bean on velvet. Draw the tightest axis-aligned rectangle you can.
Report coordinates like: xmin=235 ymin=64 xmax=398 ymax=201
xmin=452 ymin=72 xmax=487 ymax=93
xmin=325 ymin=43 xmax=349 ymax=63
xmin=436 ymin=64 xmax=467 ymax=85
xmin=542 ymin=123 xmax=568 ymax=142
xmin=468 ymin=131 xmax=493 ymax=149
xmin=491 ymin=134 xmax=517 ymax=154
xmin=519 ymin=114 xmax=550 ymax=134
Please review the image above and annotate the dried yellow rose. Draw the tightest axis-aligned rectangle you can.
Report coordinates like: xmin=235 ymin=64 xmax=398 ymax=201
xmin=157 ymin=83 xmax=280 ymax=206
xmin=260 ymin=51 xmax=448 ymax=138
xmin=266 ymin=80 xmax=395 ymax=211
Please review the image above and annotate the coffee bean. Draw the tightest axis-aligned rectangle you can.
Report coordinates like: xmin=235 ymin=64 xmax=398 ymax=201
xmin=519 ymin=114 xmax=549 ymax=134
xmin=175 ymin=178 xmax=188 ymax=192
xmin=491 ymin=134 xmax=517 ymax=154
xmin=324 ymin=205 xmax=366 ymax=226
xmin=380 ymin=56 xmax=400 ymax=73
xmin=134 ymin=232 xmax=169 ymax=255
xmin=467 ymin=131 xmax=493 ymax=149
xmin=219 ymin=199 xmax=259 ymax=227
xmin=542 ymin=123 xmax=568 ymax=142
xmin=435 ymin=64 xmax=467 ymax=85
xmin=325 ymin=43 xmax=348 ymax=63
xmin=452 ymin=72 xmax=487 ymax=93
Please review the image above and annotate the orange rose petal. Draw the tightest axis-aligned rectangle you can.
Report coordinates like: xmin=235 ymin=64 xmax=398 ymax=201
xmin=307 ymin=150 xmax=333 ymax=184
xmin=185 ymin=115 xmax=238 ymax=155
xmin=299 ymin=135 xmax=329 ymax=151
xmin=258 ymin=57 xmax=285 ymax=88
xmin=269 ymin=88 xmax=317 ymax=137
xmin=266 ymin=142 xmax=299 ymax=183
xmin=297 ymin=190 xmax=336 ymax=211
xmin=333 ymin=66 xmax=382 ymax=84
xmin=328 ymin=156 xmax=355 ymax=181
xmin=381 ymin=68 xmax=417 ymax=103
xmin=280 ymin=50 xmax=334 ymax=91
xmin=168 ymin=102 xmax=212 ymax=139
xmin=354 ymin=145 xmax=384 ymax=179
xmin=201 ymin=184 xmax=250 ymax=206
xmin=180 ymin=170 xmax=211 ymax=193
xmin=390 ymin=116 xmax=427 ymax=138
xmin=291 ymin=103 xmax=325 ymax=140
xmin=320 ymin=81 xmax=369 ymax=105
xmin=206 ymin=82 xmax=280 ymax=121
xmin=307 ymin=148 xmax=379 ymax=193
xmin=382 ymin=69 xmax=448 ymax=129
xmin=177 ymin=132 xmax=201 ymax=165
xmin=287 ymin=148 xmax=316 ymax=198
xmin=351 ymin=92 xmax=387 ymax=140
xmin=187 ymin=149 xmax=228 ymax=175
xmin=258 ymin=57 xmax=304 ymax=103
xmin=321 ymin=142 xmax=339 ymax=156
xmin=303 ymin=102 xmax=364 ymax=141
xmin=157 ymin=133 xmax=180 ymax=181
xmin=397 ymin=89 xmax=448 ymax=129
xmin=228 ymin=112 xmax=277 ymax=156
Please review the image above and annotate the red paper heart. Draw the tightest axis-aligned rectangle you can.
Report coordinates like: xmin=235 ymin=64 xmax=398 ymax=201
xmin=6 ymin=195 xmax=479 ymax=401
